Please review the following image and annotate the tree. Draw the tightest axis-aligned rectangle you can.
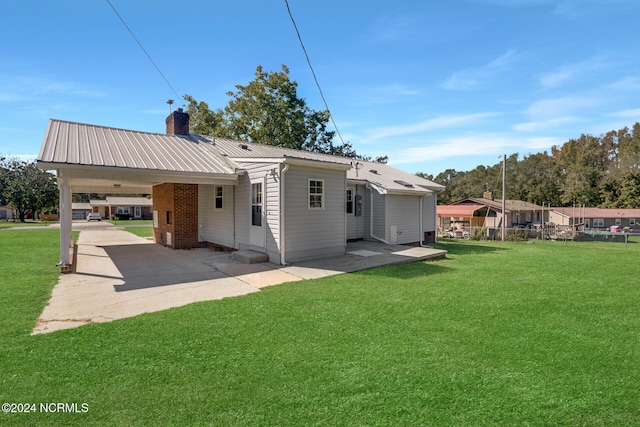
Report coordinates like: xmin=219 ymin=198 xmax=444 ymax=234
xmin=1 ymin=159 xmax=58 ymax=222
xmin=184 ymin=65 xmax=358 ymax=157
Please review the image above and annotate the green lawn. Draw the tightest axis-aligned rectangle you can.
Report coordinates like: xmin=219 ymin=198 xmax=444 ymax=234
xmin=2 ymin=231 xmax=640 ymax=426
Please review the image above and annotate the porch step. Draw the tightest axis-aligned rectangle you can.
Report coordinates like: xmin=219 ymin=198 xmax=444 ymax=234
xmin=232 ymin=250 xmax=269 ymax=264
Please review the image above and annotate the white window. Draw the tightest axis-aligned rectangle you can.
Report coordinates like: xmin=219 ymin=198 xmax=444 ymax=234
xmin=309 ymin=179 xmax=324 ymax=209
xmin=251 ymin=183 xmax=262 ymax=226
xmin=615 ymin=218 xmax=622 ymax=226
xmin=593 ymin=218 xmax=604 ymax=227
xmin=346 ymin=188 xmax=354 ymax=214
xmin=215 ymin=186 xmax=223 ymax=210
xmin=116 ymin=206 xmax=130 ymax=215
xmin=630 ymin=218 xmax=636 ymax=226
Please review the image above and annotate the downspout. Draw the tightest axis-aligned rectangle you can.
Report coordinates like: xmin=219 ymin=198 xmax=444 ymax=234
xmin=366 ymin=183 xmax=392 ymax=245
xmin=279 ymin=163 xmax=290 ymax=265
xmin=434 ymin=191 xmax=440 ymax=244
xmin=232 ymin=185 xmax=236 ymax=249
xmin=419 ymin=195 xmax=424 ymax=247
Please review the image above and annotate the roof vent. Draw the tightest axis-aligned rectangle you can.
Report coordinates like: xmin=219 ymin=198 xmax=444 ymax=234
xmin=239 ymin=143 xmax=249 ymax=150
xmin=394 ymin=179 xmax=414 ymax=188
xmin=369 ymin=169 xmax=378 ymax=174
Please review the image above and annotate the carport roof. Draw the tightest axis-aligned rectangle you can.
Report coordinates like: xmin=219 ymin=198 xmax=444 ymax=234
xmin=38 ymin=119 xmax=240 ymax=176
xmin=437 ymin=204 xmax=485 ymax=217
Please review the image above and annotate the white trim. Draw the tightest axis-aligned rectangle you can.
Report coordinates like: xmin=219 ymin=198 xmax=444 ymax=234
xmin=308 ymin=178 xmax=324 ymax=210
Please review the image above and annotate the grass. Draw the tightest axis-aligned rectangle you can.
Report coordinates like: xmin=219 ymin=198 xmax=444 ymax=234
xmin=0 ymin=220 xmax=53 ymax=228
xmin=108 ymin=219 xmax=152 ymax=227
xmin=2 ymin=232 xmax=640 ymax=425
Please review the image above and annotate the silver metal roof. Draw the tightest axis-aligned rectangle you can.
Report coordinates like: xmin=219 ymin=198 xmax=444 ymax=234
xmin=37 ymin=119 xmax=444 ymax=195
xmin=210 ymin=138 xmax=445 ymax=194
xmin=38 ymin=119 xmax=240 ymax=176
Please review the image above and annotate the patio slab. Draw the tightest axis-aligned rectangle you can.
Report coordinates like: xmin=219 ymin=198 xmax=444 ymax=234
xmin=33 ymin=225 xmax=446 ymax=334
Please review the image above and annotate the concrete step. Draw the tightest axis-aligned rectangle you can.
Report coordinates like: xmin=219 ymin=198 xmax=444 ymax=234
xmin=231 ymin=250 xmax=269 ymax=264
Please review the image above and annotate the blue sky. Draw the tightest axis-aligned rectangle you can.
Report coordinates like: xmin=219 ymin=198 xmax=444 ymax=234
xmin=2 ymin=0 xmax=639 ymax=175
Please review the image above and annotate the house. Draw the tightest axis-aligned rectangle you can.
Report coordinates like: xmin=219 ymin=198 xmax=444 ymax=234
xmin=37 ymin=110 xmax=444 ymax=266
xmin=549 ymin=207 xmax=640 ymax=231
xmin=92 ymin=197 xmax=153 ymax=220
xmin=0 ymin=205 xmax=15 ymax=221
xmin=72 ymin=197 xmax=153 ymax=220
xmin=72 ymin=202 xmax=92 ymax=219
xmin=437 ymin=194 xmax=546 ymax=232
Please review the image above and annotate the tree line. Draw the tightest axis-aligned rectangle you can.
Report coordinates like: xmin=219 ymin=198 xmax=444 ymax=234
xmin=419 ymin=123 xmax=640 ymax=207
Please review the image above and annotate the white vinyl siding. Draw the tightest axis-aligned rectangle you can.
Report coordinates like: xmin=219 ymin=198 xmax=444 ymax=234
xmin=284 ymin=165 xmax=346 ymax=262
xmin=386 ymin=195 xmax=421 ymax=244
xmin=198 ymin=184 xmax=234 ymax=247
xmin=234 ymin=161 xmax=281 ymax=262
xmin=346 ymin=184 xmax=367 ymax=240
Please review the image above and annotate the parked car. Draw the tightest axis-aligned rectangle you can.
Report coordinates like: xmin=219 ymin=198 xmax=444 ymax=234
xmin=86 ymin=212 xmax=102 ymax=221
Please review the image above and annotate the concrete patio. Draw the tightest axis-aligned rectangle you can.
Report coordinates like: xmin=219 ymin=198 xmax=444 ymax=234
xmin=33 ymin=223 xmax=446 ymax=334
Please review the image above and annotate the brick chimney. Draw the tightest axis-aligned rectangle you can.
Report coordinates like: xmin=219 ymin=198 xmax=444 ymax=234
xmin=483 ymin=190 xmax=494 ymax=200
xmin=166 ymin=108 xmax=190 ymax=135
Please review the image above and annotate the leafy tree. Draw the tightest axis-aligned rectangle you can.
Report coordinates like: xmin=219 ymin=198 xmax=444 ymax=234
xmin=1 ymin=159 xmax=58 ymax=222
xmin=615 ymin=171 xmax=640 ymax=208
xmin=185 ymin=65 xmax=357 ymax=157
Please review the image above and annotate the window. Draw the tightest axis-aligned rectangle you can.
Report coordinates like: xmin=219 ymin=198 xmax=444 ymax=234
xmin=631 ymin=218 xmax=636 ymax=226
xmin=615 ymin=218 xmax=622 ymax=226
xmin=215 ymin=186 xmax=223 ymax=210
xmin=251 ymin=183 xmax=262 ymax=226
xmin=593 ymin=218 xmax=604 ymax=227
xmin=166 ymin=211 xmax=172 ymax=225
xmin=309 ymin=179 xmax=324 ymax=209
xmin=346 ymin=188 xmax=354 ymax=214
xmin=116 ymin=206 xmax=130 ymax=215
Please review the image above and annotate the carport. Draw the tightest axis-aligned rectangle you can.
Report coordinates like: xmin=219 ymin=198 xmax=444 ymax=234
xmin=37 ymin=117 xmax=241 ymax=267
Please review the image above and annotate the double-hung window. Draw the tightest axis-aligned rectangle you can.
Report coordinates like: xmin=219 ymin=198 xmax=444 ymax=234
xmin=309 ymin=179 xmax=324 ymax=209
xmin=215 ymin=186 xmax=223 ymax=210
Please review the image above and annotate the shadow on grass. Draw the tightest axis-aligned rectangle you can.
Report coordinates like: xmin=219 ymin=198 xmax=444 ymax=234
xmin=434 ymin=240 xmax=509 ymax=256
xmin=354 ymin=259 xmax=451 ymax=279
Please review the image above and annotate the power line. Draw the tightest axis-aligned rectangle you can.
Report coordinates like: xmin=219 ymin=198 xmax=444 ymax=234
xmin=105 ymin=0 xmax=182 ymax=104
xmin=284 ymin=0 xmax=345 ymax=146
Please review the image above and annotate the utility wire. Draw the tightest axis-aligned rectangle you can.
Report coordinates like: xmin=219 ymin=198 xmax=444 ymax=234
xmin=284 ymin=0 xmax=345 ymax=146
xmin=105 ymin=0 xmax=182 ymax=104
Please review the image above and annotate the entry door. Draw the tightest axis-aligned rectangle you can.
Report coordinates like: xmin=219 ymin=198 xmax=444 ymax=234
xmin=249 ymin=179 xmax=266 ymax=248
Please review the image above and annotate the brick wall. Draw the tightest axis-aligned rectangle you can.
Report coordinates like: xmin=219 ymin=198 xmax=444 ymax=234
xmin=152 ymin=183 xmax=199 ymax=249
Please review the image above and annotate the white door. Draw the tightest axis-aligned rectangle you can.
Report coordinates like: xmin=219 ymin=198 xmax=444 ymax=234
xmin=249 ymin=179 xmax=265 ymax=249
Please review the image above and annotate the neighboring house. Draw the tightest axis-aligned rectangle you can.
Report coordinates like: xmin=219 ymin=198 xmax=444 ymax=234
xmin=72 ymin=202 xmax=92 ymax=219
xmin=438 ymin=194 xmax=546 ymax=231
xmin=549 ymin=207 xmax=640 ymax=231
xmin=100 ymin=197 xmax=153 ymax=219
xmin=72 ymin=198 xmax=152 ymax=220
xmin=37 ymin=110 xmax=444 ymax=266
xmin=0 ymin=205 xmax=15 ymax=221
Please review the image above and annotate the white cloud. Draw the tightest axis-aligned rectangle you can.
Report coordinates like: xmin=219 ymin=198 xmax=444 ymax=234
xmin=442 ymin=50 xmax=519 ymax=90
xmin=538 ymin=56 xmax=610 ymax=89
xmin=366 ymin=112 xmax=500 ymax=141
xmin=607 ymin=108 xmax=640 ymax=118
xmin=513 ymin=116 xmax=580 ymax=132
xmin=525 ymin=96 xmax=601 ymax=119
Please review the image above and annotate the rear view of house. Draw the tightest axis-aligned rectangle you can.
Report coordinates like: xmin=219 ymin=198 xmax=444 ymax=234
xmin=37 ymin=110 xmax=444 ymax=267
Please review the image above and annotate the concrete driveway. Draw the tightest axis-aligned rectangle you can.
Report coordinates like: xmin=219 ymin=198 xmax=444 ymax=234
xmin=33 ymin=223 xmax=445 ymax=334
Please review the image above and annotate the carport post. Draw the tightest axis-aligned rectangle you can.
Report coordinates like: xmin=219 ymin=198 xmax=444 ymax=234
xmin=58 ymin=174 xmax=72 ymax=266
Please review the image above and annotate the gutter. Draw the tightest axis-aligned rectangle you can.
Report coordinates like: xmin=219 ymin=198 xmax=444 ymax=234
xmin=279 ymin=163 xmax=290 ymax=265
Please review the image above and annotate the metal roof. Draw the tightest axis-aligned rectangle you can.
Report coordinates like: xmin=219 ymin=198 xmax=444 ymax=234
xmin=37 ymin=119 xmax=444 ymax=195
xmin=437 ymin=204 xmax=485 ymax=217
xmin=38 ymin=119 xmax=240 ymax=176
xmin=551 ymin=207 xmax=640 ymax=218
xmin=210 ymin=138 xmax=445 ymax=194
